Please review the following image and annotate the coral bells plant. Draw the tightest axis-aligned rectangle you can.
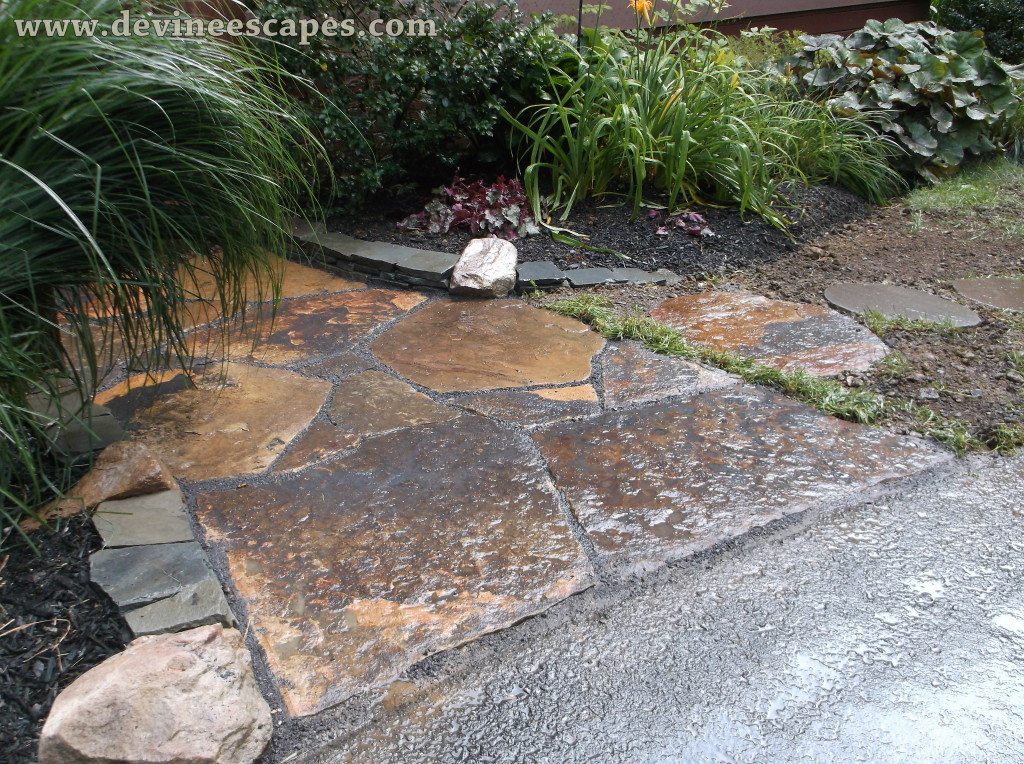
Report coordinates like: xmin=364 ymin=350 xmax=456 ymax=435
xmin=398 ymin=176 xmax=541 ymax=239
xmin=649 ymin=209 xmax=716 ymax=237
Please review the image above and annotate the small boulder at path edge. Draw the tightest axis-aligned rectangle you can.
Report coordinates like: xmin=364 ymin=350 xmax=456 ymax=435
xmin=38 ymin=624 xmax=272 ymax=764
xmin=451 ymin=237 xmax=518 ymax=297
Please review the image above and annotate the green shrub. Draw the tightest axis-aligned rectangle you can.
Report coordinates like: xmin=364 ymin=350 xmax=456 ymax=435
xmin=785 ymin=19 xmax=1024 ymax=180
xmin=725 ymin=25 xmax=806 ymax=68
xmin=934 ymin=0 xmax=1024 ymax=64
xmin=505 ymin=27 xmax=904 ymax=227
xmin=0 ymin=0 xmax=320 ymax=531
xmin=255 ymin=0 xmax=556 ymax=205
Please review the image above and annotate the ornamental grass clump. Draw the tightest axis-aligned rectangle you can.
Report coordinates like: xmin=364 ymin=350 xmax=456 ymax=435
xmin=505 ymin=14 xmax=904 ymax=227
xmin=0 ymin=0 xmax=322 ymax=530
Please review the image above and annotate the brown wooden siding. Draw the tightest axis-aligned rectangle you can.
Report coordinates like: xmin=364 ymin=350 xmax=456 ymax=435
xmin=517 ymin=0 xmax=930 ymax=35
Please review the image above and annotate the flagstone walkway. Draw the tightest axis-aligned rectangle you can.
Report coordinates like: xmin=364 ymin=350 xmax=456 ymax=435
xmin=96 ymin=259 xmax=950 ymax=718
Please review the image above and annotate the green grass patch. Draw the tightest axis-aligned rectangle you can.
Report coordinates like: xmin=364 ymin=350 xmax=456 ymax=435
xmin=861 ymin=309 xmax=958 ymax=335
xmin=548 ymin=294 xmax=886 ymax=424
xmin=904 ymin=159 xmax=1024 ymax=237
xmin=1008 ymin=350 xmax=1024 ymax=377
xmin=546 ymin=294 xmax=998 ymax=456
xmin=876 ymin=351 xmax=912 ymax=379
xmin=990 ymin=424 xmax=1024 ymax=456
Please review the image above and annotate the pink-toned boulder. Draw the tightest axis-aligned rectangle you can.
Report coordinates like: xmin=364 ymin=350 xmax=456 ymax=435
xmin=39 ymin=625 xmax=272 ymax=764
xmin=26 ymin=441 xmax=176 ymax=530
xmin=451 ymin=238 xmax=517 ymax=297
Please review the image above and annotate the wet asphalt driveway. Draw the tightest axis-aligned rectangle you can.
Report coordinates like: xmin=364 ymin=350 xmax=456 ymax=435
xmin=280 ymin=454 xmax=1024 ymax=763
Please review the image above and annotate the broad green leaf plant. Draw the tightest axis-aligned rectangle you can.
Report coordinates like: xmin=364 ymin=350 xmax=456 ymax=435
xmin=504 ymin=0 xmax=904 ymax=227
xmin=785 ymin=19 xmax=1024 ymax=180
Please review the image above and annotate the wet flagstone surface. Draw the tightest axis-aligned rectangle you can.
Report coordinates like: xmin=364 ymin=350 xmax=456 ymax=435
xmin=272 ymin=371 xmax=458 ymax=472
xmin=196 ymin=415 xmax=594 ymax=716
xmin=650 ymin=290 xmax=888 ymax=376
xmin=455 ymin=384 xmax=600 ymax=426
xmin=533 ymin=386 xmax=948 ymax=574
xmin=191 ymin=289 xmax=425 ymax=366
xmin=600 ymin=342 xmax=736 ymax=408
xmin=97 ymin=363 xmax=330 ymax=481
xmin=98 ymin=269 xmax=952 ymax=721
xmin=371 ymin=299 xmax=606 ymax=392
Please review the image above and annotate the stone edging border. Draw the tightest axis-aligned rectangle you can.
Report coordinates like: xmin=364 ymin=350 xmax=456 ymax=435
xmin=292 ymin=222 xmax=682 ymax=292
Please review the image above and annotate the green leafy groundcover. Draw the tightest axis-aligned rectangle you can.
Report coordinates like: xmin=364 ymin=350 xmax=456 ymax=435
xmin=785 ymin=19 xmax=1024 ymax=180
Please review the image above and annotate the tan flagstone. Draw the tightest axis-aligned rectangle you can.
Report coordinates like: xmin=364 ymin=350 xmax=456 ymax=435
xmin=273 ymin=371 xmax=458 ymax=472
xmin=650 ymin=291 xmax=887 ymax=376
xmin=96 ymin=363 xmax=330 ymax=481
xmin=193 ymin=289 xmax=425 ymax=366
xmin=195 ymin=415 xmax=595 ymax=716
xmin=371 ymin=299 xmax=605 ymax=393
xmin=180 ymin=256 xmax=364 ymax=303
xmin=600 ymin=341 xmax=736 ymax=408
xmin=457 ymin=385 xmax=600 ymax=426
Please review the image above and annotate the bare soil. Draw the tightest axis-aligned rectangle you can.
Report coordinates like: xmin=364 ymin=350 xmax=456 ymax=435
xmin=531 ymin=202 xmax=1024 ymax=442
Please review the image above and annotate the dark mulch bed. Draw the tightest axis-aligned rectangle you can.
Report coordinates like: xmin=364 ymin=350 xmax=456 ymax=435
xmin=332 ymin=184 xmax=870 ymax=276
xmin=1 ymin=517 xmax=130 ymax=761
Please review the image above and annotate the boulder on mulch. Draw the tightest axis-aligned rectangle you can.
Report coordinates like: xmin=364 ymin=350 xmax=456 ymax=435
xmin=38 ymin=624 xmax=272 ymax=764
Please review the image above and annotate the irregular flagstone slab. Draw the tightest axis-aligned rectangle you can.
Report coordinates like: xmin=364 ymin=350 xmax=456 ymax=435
xmin=195 ymin=415 xmax=595 ymax=716
xmin=371 ymin=299 xmax=605 ymax=393
xmin=273 ymin=371 xmax=459 ymax=472
xmin=91 ymin=541 xmax=216 ymax=609
xmin=191 ymin=289 xmax=425 ymax=366
xmin=650 ymin=290 xmax=888 ymax=376
xmin=456 ymin=384 xmax=600 ymax=426
xmin=94 ymin=489 xmax=192 ymax=548
xmin=181 ymin=255 xmax=364 ymax=302
xmin=600 ymin=341 xmax=737 ymax=408
xmin=824 ymin=282 xmax=981 ymax=327
xmin=951 ymin=277 xmax=1024 ymax=312
xmin=533 ymin=386 xmax=948 ymax=576
xmin=27 ymin=441 xmax=178 ymax=532
xmin=96 ymin=363 xmax=330 ymax=481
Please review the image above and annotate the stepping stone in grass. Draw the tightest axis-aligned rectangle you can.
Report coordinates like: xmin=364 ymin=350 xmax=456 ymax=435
xmin=650 ymin=290 xmax=888 ymax=377
xmin=951 ymin=277 xmax=1024 ymax=312
xmin=824 ymin=283 xmax=981 ymax=328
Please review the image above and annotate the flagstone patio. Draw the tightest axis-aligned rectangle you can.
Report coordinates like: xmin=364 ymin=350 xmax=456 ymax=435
xmin=95 ymin=259 xmax=950 ymax=718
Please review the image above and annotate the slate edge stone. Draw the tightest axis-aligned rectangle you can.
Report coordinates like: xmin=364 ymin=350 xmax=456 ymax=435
xmin=88 ymin=484 xmax=236 ymax=637
xmin=292 ymin=222 xmax=678 ymax=292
